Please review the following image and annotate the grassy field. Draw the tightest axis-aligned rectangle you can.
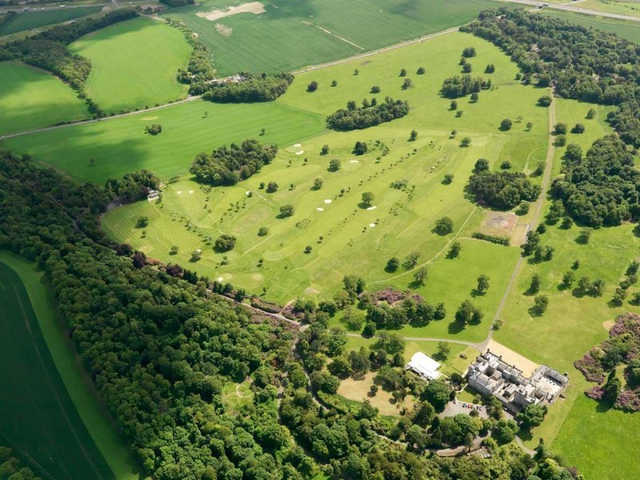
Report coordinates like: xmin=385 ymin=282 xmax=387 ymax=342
xmin=69 ymin=16 xmax=191 ymax=114
xmin=491 ymin=95 xmax=640 ymax=479
xmin=163 ymin=0 xmax=500 ymax=75
xmin=570 ymin=0 xmax=640 ymax=17
xmin=542 ymin=9 xmax=640 ymax=43
xmin=0 ymin=252 xmax=138 ymax=480
xmin=101 ymin=32 xmax=549 ymax=344
xmin=0 ymin=6 xmax=102 ymax=36
xmin=3 ymin=100 xmax=325 ymax=183
xmin=0 ymin=61 xmax=88 ymax=136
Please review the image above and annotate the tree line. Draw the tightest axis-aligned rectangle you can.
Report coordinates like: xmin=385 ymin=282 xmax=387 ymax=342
xmin=202 ymin=73 xmax=294 ymax=103
xmin=190 ymin=139 xmax=278 ymax=186
xmin=326 ymin=97 xmax=409 ymax=131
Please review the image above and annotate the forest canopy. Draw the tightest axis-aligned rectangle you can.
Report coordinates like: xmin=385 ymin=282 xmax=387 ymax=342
xmin=202 ymin=73 xmax=294 ymax=103
xmin=190 ymin=139 xmax=278 ymax=186
xmin=326 ymin=97 xmax=409 ymax=131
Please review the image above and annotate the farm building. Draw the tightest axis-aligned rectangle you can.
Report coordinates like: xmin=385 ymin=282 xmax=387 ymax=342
xmin=467 ymin=350 xmax=568 ymax=413
xmin=406 ymin=352 xmax=441 ymax=380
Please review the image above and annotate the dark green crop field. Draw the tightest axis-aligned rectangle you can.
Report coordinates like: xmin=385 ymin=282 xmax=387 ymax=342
xmin=0 ymin=261 xmax=113 ymax=480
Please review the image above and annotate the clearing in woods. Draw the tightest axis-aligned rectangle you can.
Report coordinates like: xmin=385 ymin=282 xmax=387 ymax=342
xmin=0 ymin=61 xmax=88 ymax=136
xmin=69 ymin=16 xmax=191 ymax=114
xmin=101 ymin=31 xmax=548 ymax=346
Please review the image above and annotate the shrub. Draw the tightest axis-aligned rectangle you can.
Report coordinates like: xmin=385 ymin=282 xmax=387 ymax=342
xmin=537 ymin=96 xmax=552 ymax=107
xmin=214 ymin=234 xmax=236 ymax=252
xmin=144 ymin=124 xmax=162 ymax=135
xmin=258 ymin=226 xmax=268 ymax=236
xmin=417 ymin=66 xmax=425 ymax=75
xmin=500 ymin=118 xmax=512 ymax=131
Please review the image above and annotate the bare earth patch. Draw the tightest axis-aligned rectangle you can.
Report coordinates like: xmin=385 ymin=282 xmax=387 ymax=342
xmin=215 ymin=23 xmax=233 ymax=37
xmin=485 ymin=339 xmax=539 ymax=378
xmin=481 ymin=211 xmax=517 ymax=237
xmin=196 ymin=2 xmax=265 ymax=21
xmin=602 ymin=320 xmax=615 ymax=331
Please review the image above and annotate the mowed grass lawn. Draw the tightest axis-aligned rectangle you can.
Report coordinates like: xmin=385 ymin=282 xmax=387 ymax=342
xmin=102 ymin=32 xmax=548 ymax=343
xmin=164 ymin=0 xmax=500 ymax=75
xmin=69 ymin=16 xmax=191 ymax=114
xmin=0 ymin=6 xmax=102 ymax=36
xmin=4 ymin=100 xmax=325 ymax=183
xmin=0 ymin=61 xmax=88 ymax=135
xmin=0 ymin=252 xmax=138 ymax=480
xmin=0 ymin=253 xmax=131 ymax=479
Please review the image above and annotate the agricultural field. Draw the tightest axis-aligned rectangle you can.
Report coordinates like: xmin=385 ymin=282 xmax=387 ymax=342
xmin=3 ymin=100 xmax=325 ymax=183
xmin=0 ymin=61 xmax=88 ymax=136
xmin=571 ymin=0 xmax=640 ymax=17
xmin=542 ymin=9 xmax=640 ymax=43
xmin=163 ymin=0 xmax=500 ymax=75
xmin=0 ymin=252 xmax=138 ymax=480
xmin=102 ymin=31 xmax=549 ymax=345
xmin=0 ymin=253 xmax=119 ymax=479
xmin=0 ymin=6 xmax=102 ymax=36
xmin=69 ymin=16 xmax=191 ymax=114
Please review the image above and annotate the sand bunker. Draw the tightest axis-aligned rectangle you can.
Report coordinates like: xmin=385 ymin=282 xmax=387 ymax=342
xmin=350 ymin=159 xmax=360 ymax=164
xmin=295 ymin=150 xmax=304 ymax=155
xmin=369 ymin=223 xmax=376 ymax=228
xmin=367 ymin=205 xmax=377 ymax=211
xmin=177 ymin=191 xmax=183 ymax=195
xmin=603 ymin=320 xmax=615 ymax=331
xmin=294 ymin=143 xmax=302 ymax=148
xmin=324 ymin=199 xmax=332 ymax=204
xmin=215 ymin=23 xmax=232 ymax=37
xmin=188 ymin=190 xmax=194 ymax=194
xmin=196 ymin=2 xmax=265 ymax=21
xmin=316 ymin=207 xmax=324 ymax=212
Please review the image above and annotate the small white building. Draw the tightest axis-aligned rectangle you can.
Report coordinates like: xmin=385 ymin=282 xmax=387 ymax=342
xmin=406 ymin=352 xmax=441 ymax=380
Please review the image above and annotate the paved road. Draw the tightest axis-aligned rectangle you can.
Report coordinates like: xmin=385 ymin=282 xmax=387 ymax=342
xmin=498 ymin=0 xmax=640 ymax=23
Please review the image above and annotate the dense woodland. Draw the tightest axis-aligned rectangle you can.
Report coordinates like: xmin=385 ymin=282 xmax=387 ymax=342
xmin=202 ymin=73 xmax=294 ymax=103
xmin=326 ymin=97 xmax=409 ymax=131
xmin=467 ymin=170 xmax=540 ymax=210
xmin=462 ymin=9 xmax=640 ymax=146
xmin=0 ymin=446 xmax=41 ymax=480
xmin=463 ymin=9 xmax=640 ymax=226
xmin=0 ymin=150 xmax=582 ymax=479
xmin=190 ymin=140 xmax=278 ymax=186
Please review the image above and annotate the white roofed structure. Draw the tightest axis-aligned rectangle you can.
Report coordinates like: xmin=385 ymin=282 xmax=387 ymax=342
xmin=406 ymin=352 xmax=441 ymax=380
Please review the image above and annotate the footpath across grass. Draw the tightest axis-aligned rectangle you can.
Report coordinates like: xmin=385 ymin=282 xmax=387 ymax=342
xmin=0 ymin=61 xmax=88 ymax=136
xmin=69 ymin=16 xmax=191 ymax=114
xmin=0 ymin=252 xmax=137 ymax=480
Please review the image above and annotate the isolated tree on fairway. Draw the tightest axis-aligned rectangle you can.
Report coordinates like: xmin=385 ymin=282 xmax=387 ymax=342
xmin=320 ymin=144 xmax=329 ymax=155
xmin=447 ymin=241 xmax=461 ymax=258
xmin=353 ymin=141 xmax=367 ymax=155
xmin=413 ymin=267 xmax=427 ymax=286
xmin=328 ymin=159 xmax=341 ymax=172
xmin=434 ymin=217 xmax=453 ymax=235
xmin=278 ymin=205 xmax=295 ymax=218
xmin=531 ymin=295 xmax=548 ymax=316
xmin=417 ymin=66 xmax=425 ymax=75
xmin=266 ymin=181 xmax=278 ymax=193
xmin=361 ymin=192 xmax=374 ymax=208
xmin=307 ymin=81 xmax=318 ymax=92
xmin=370 ymin=85 xmax=381 ymax=93
xmin=462 ymin=47 xmax=476 ymax=57
xmin=474 ymin=158 xmax=489 ymax=173
xmin=528 ymin=274 xmax=540 ymax=294
xmin=500 ymin=118 xmax=512 ymax=131
xmin=460 ymin=137 xmax=471 ymax=147
xmin=214 ymin=234 xmax=236 ymax=252
xmin=386 ymin=257 xmax=399 ymax=272
xmin=399 ymin=68 xmax=407 ymax=77
xmin=312 ymin=177 xmax=323 ymax=190
xmin=409 ymin=130 xmax=418 ymax=142
xmin=476 ymin=275 xmax=489 ymax=295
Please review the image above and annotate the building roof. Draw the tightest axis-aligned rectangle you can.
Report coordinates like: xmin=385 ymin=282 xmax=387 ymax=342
xmin=406 ymin=352 xmax=441 ymax=380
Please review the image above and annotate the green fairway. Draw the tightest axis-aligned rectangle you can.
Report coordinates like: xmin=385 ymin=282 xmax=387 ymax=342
xmin=0 ymin=254 xmax=119 ymax=479
xmin=0 ymin=6 xmax=102 ymax=36
xmin=69 ymin=16 xmax=191 ymax=114
xmin=102 ymin=32 xmax=548 ymax=343
xmin=164 ymin=0 xmax=499 ymax=75
xmin=0 ymin=252 xmax=138 ymax=480
xmin=3 ymin=100 xmax=325 ymax=183
xmin=0 ymin=61 xmax=88 ymax=136
xmin=542 ymin=9 xmax=640 ymax=43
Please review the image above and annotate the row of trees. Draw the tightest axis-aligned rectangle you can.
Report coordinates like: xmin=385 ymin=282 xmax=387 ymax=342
xmin=326 ymin=97 xmax=409 ymax=131
xmin=202 ymin=73 xmax=294 ymax=102
xmin=190 ymin=139 xmax=277 ymax=186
